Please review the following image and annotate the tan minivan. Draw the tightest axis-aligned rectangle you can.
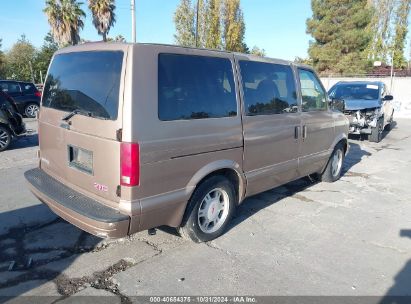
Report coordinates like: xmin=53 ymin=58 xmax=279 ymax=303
xmin=25 ymin=43 xmax=349 ymax=242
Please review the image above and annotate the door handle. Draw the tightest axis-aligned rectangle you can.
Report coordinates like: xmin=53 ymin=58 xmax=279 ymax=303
xmin=294 ymin=126 xmax=300 ymax=139
xmin=302 ymin=125 xmax=307 ymax=139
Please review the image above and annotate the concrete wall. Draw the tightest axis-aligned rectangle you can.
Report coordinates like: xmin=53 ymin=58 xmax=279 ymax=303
xmin=320 ymin=77 xmax=411 ymax=118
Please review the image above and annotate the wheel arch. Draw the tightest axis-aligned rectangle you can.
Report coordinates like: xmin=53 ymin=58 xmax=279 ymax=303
xmin=330 ymin=133 xmax=349 ymax=156
xmin=186 ymin=160 xmax=246 ymax=205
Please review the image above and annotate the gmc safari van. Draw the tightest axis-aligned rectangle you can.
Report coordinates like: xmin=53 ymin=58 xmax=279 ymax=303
xmin=25 ymin=43 xmax=349 ymax=242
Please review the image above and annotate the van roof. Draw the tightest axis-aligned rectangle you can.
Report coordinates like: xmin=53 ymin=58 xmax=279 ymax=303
xmin=56 ymin=42 xmax=312 ymax=70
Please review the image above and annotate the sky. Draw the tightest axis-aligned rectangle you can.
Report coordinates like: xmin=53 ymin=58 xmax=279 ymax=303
xmin=0 ymin=0 xmax=410 ymax=61
xmin=0 ymin=0 xmax=313 ymax=60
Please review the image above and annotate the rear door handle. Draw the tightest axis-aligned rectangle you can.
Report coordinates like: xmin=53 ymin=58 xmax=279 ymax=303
xmin=294 ymin=126 xmax=300 ymax=139
xmin=302 ymin=125 xmax=307 ymax=140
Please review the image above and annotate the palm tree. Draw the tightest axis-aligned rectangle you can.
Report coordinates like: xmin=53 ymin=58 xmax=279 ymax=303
xmin=88 ymin=0 xmax=116 ymax=42
xmin=44 ymin=0 xmax=86 ymax=46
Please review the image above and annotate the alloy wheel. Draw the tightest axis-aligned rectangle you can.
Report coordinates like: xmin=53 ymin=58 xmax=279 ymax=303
xmin=197 ymin=188 xmax=230 ymax=234
xmin=25 ymin=104 xmax=39 ymax=118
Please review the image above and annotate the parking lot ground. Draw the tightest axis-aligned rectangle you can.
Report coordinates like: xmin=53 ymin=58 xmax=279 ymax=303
xmin=0 ymin=118 xmax=411 ymax=300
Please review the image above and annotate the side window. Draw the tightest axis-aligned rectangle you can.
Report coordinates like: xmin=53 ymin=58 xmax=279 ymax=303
xmin=1 ymin=82 xmax=21 ymax=95
xmin=298 ymin=69 xmax=327 ymax=112
xmin=239 ymin=61 xmax=298 ymax=115
xmin=158 ymin=53 xmax=237 ymax=121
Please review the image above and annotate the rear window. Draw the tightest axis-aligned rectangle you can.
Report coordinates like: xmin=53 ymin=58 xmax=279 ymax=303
xmin=42 ymin=51 xmax=123 ymax=120
xmin=158 ymin=53 xmax=237 ymax=121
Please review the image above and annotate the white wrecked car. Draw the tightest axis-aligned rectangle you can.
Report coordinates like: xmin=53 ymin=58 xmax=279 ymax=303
xmin=328 ymin=81 xmax=394 ymax=143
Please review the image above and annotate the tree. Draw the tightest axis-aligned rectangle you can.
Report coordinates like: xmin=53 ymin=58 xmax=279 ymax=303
xmin=250 ymin=46 xmax=266 ymax=57
xmin=34 ymin=33 xmax=59 ymax=83
xmin=294 ymin=57 xmax=313 ymax=65
xmin=205 ymin=0 xmax=222 ymax=49
xmin=173 ymin=0 xmax=247 ymax=52
xmin=107 ymin=35 xmax=126 ymax=42
xmin=222 ymin=0 xmax=246 ymax=52
xmin=0 ymin=39 xmax=5 ymax=79
xmin=307 ymin=0 xmax=373 ymax=75
xmin=88 ymin=0 xmax=116 ymax=42
xmin=368 ymin=0 xmax=396 ymax=62
xmin=174 ymin=0 xmax=196 ymax=47
xmin=5 ymin=35 xmax=37 ymax=81
xmin=195 ymin=0 xmax=208 ymax=47
xmin=392 ymin=0 xmax=411 ymax=68
xmin=44 ymin=0 xmax=86 ymax=46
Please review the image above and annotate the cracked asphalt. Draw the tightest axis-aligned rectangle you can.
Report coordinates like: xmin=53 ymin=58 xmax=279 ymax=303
xmin=0 ymin=118 xmax=411 ymax=301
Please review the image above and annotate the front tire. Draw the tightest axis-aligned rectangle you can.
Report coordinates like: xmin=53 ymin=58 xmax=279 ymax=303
xmin=370 ymin=117 xmax=383 ymax=143
xmin=179 ymin=176 xmax=236 ymax=243
xmin=319 ymin=143 xmax=345 ymax=183
xmin=0 ymin=126 xmax=12 ymax=152
xmin=384 ymin=111 xmax=394 ymax=131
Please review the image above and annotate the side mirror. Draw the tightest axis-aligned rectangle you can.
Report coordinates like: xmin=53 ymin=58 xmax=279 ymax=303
xmin=384 ymin=95 xmax=394 ymax=101
xmin=329 ymin=98 xmax=345 ymax=112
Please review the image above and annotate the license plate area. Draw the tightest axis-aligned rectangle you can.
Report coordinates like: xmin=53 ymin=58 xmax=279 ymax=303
xmin=68 ymin=145 xmax=93 ymax=175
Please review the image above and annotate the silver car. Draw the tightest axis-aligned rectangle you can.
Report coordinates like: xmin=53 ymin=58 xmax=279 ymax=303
xmin=328 ymin=81 xmax=394 ymax=143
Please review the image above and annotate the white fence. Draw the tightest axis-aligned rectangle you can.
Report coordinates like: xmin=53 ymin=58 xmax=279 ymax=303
xmin=320 ymin=76 xmax=411 ymax=118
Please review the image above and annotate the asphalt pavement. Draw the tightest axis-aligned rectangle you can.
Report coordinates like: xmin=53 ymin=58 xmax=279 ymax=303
xmin=0 ymin=118 xmax=410 ymax=301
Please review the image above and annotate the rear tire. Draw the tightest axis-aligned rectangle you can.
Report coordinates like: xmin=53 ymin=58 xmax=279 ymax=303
xmin=24 ymin=103 xmax=39 ymax=118
xmin=370 ymin=117 xmax=383 ymax=143
xmin=179 ymin=176 xmax=236 ymax=243
xmin=0 ymin=126 xmax=12 ymax=152
xmin=319 ymin=142 xmax=345 ymax=183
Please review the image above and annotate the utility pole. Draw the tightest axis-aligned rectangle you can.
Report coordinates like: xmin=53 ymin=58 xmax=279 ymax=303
xmin=390 ymin=49 xmax=394 ymax=93
xmin=195 ymin=0 xmax=199 ymax=47
xmin=131 ymin=0 xmax=136 ymax=43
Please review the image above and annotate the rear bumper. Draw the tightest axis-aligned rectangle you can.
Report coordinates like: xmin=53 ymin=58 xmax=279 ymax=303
xmin=24 ymin=168 xmax=130 ymax=238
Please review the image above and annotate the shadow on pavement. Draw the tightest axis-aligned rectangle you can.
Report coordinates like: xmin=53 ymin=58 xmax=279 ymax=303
xmin=228 ymin=141 xmax=371 ymax=231
xmin=0 ymin=204 xmax=101 ymax=299
xmin=8 ymin=134 xmax=38 ymax=150
xmin=342 ymin=142 xmax=372 ymax=175
xmin=379 ymin=230 xmax=411 ymax=303
xmin=348 ymin=120 xmax=397 ymax=142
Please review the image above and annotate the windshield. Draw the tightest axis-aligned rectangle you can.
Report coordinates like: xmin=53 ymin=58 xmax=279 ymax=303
xmin=332 ymin=84 xmax=380 ymax=101
xmin=42 ymin=51 xmax=123 ymax=120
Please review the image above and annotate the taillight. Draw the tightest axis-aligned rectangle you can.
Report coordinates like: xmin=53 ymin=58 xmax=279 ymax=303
xmin=120 ymin=142 xmax=140 ymax=187
xmin=35 ymin=91 xmax=41 ymax=97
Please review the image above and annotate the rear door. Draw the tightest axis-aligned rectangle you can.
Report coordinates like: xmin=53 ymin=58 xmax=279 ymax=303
xmin=239 ymin=57 xmax=301 ymax=197
xmin=0 ymin=82 xmax=24 ymax=110
xmin=39 ymin=44 xmax=129 ymax=208
xmin=297 ymin=68 xmax=335 ymax=176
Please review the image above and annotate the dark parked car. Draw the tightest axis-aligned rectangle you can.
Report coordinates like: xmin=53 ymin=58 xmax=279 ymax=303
xmin=0 ymin=91 xmax=26 ymax=151
xmin=328 ymin=81 xmax=394 ymax=143
xmin=0 ymin=80 xmax=41 ymax=118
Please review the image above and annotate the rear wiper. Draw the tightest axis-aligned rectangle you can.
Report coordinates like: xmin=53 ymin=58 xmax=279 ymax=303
xmin=62 ymin=109 xmax=93 ymax=121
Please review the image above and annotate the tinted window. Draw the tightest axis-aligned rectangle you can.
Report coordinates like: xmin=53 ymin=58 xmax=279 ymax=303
xmin=22 ymin=83 xmax=37 ymax=94
xmin=298 ymin=69 xmax=327 ymax=112
xmin=0 ymin=92 xmax=6 ymax=105
xmin=42 ymin=51 xmax=123 ymax=120
xmin=239 ymin=61 xmax=298 ymax=115
xmin=158 ymin=54 xmax=237 ymax=121
xmin=331 ymin=83 xmax=380 ymax=101
xmin=0 ymin=82 xmax=21 ymax=94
